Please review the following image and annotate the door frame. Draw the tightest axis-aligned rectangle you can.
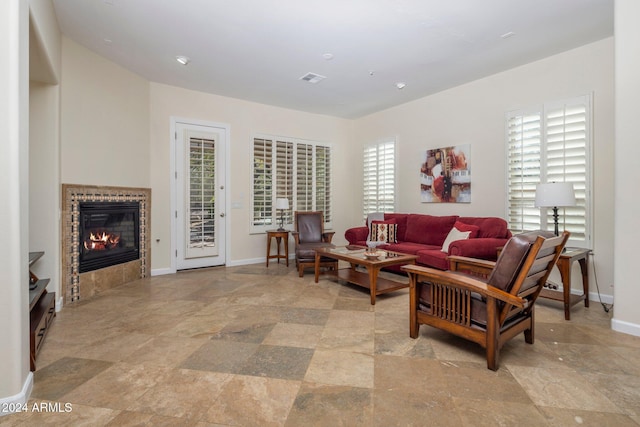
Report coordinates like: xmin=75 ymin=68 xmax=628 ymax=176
xmin=170 ymin=117 xmax=230 ymax=273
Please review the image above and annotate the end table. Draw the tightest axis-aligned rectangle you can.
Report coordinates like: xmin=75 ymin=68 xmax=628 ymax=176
xmin=266 ymin=230 xmax=289 ymax=267
xmin=539 ymin=247 xmax=590 ymax=320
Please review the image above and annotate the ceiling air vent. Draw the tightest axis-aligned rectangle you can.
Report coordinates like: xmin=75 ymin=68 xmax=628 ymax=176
xmin=299 ymin=72 xmax=326 ymax=84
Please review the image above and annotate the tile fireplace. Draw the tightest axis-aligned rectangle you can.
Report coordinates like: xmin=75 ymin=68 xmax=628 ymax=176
xmin=62 ymin=184 xmax=151 ymax=303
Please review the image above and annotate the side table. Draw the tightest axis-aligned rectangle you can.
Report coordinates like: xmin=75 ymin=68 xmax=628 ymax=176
xmin=539 ymin=247 xmax=590 ymax=320
xmin=266 ymin=230 xmax=289 ymax=267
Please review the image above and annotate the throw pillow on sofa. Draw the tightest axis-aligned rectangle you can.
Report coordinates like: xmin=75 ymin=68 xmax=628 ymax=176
xmin=453 ymin=220 xmax=480 ymax=238
xmin=369 ymin=220 xmax=398 ymax=243
xmin=441 ymin=227 xmax=472 ymax=252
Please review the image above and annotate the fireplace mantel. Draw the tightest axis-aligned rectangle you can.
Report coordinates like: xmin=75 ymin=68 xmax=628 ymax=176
xmin=61 ymin=184 xmax=151 ymax=303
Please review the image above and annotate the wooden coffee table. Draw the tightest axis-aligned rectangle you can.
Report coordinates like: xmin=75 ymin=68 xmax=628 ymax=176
xmin=314 ymin=245 xmax=418 ymax=305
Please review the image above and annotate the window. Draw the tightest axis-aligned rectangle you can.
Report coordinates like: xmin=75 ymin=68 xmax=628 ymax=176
xmin=252 ymin=135 xmax=332 ymax=232
xmin=363 ymin=139 xmax=396 ymax=220
xmin=506 ymin=94 xmax=591 ymax=247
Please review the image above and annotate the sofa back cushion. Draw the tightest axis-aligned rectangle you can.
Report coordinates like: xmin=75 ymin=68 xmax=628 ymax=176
xmin=405 ymin=214 xmax=458 ymax=246
xmin=457 ymin=217 xmax=511 ymax=239
xmin=383 ymin=213 xmax=409 ymax=241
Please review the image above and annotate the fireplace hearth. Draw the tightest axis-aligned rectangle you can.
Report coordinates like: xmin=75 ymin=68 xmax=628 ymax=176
xmin=79 ymin=201 xmax=140 ymax=273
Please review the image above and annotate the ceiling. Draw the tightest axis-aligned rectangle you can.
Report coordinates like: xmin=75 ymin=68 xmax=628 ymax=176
xmin=51 ymin=0 xmax=613 ymax=119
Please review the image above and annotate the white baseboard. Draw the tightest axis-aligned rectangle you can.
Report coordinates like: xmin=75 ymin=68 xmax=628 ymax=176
xmin=56 ymin=295 xmax=64 ymax=312
xmin=150 ymin=268 xmax=174 ymax=276
xmin=587 ymin=290 xmax=613 ymax=305
xmin=225 ymin=257 xmax=263 ymax=267
xmin=0 ymin=372 xmax=33 ymax=417
xmin=151 ymin=258 xmax=270 ymax=274
xmin=611 ymin=318 xmax=640 ymax=337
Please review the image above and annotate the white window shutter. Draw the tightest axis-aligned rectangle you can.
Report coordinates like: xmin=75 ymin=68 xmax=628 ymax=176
xmin=363 ymin=140 xmax=396 ymax=220
xmin=506 ymin=95 xmax=591 ymax=247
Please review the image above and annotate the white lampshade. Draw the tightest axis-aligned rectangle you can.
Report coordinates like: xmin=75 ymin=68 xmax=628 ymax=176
xmin=534 ymin=182 xmax=576 ymax=208
xmin=275 ymin=198 xmax=289 ymax=210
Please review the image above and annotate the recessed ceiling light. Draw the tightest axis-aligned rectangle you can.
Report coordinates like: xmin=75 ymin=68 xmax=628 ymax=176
xmin=103 ymin=38 xmax=112 ymax=44
xmin=395 ymin=82 xmax=406 ymax=90
xmin=176 ymin=56 xmax=190 ymax=65
xmin=500 ymin=31 xmax=515 ymax=39
xmin=322 ymin=53 xmax=334 ymax=60
xmin=369 ymin=70 xmax=375 ymax=77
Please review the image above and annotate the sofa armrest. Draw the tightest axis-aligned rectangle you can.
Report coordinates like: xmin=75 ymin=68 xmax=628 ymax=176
xmin=447 ymin=238 xmax=509 ymax=261
xmin=345 ymin=226 xmax=368 ymax=245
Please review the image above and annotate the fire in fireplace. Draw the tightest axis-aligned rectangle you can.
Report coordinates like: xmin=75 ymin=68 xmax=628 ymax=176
xmin=79 ymin=201 xmax=140 ymax=273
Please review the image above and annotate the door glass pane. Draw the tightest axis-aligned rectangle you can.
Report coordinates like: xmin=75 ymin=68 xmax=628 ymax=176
xmin=188 ymin=137 xmax=216 ymax=252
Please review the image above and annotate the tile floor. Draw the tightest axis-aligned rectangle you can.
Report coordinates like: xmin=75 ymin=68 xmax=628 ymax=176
xmin=2 ymin=263 xmax=640 ymax=426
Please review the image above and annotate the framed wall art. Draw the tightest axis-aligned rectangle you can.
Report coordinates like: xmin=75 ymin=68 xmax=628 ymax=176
xmin=420 ymin=144 xmax=471 ymax=203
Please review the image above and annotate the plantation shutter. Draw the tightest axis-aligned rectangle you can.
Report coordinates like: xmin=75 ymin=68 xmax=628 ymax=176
xmin=252 ymin=138 xmax=273 ymax=227
xmin=543 ymin=98 xmax=589 ymax=241
xmin=296 ymin=143 xmax=313 ymax=211
xmin=252 ymin=136 xmax=332 ymax=232
xmin=275 ymin=140 xmax=294 ymax=227
xmin=506 ymin=95 xmax=591 ymax=246
xmin=363 ymin=140 xmax=396 ymax=220
xmin=315 ymin=145 xmax=331 ymax=223
xmin=506 ymin=111 xmax=542 ymax=232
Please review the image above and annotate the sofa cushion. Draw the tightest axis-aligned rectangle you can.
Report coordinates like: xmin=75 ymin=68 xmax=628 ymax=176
xmin=369 ymin=221 xmax=398 ymax=243
xmin=415 ymin=249 xmax=450 ymax=270
xmin=453 ymin=220 xmax=480 ymax=238
xmin=386 ymin=242 xmax=440 ymax=255
xmin=457 ymin=217 xmax=510 ymax=239
xmin=441 ymin=227 xmax=472 ymax=252
xmin=405 ymin=214 xmax=458 ymax=246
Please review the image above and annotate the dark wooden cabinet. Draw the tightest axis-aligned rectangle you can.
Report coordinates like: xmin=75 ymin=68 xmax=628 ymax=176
xmin=29 ymin=251 xmax=55 ymax=371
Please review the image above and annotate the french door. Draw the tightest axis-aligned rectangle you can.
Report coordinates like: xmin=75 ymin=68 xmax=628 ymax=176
xmin=175 ymin=121 xmax=227 ymax=270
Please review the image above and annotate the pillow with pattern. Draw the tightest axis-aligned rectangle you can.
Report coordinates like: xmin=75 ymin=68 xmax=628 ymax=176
xmin=369 ymin=220 xmax=398 ymax=243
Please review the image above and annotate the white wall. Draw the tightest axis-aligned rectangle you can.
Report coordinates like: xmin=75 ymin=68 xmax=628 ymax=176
xmin=0 ymin=0 xmax=31 ymax=405
xmin=28 ymin=0 xmax=62 ymax=309
xmin=613 ymin=0 xmax=640 ymax=335
xmin=60 ymin=37 xmax=150 ymax=188
xmin=354 ymin=38 xmax=615 ymax=300
xmin=29 ymin=82 xmax=61 ymax=305
xmin=149 ymin=83 xmax=357 ymax=271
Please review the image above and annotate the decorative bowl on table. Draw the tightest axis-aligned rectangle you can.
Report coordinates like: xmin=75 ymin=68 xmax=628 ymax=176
xmin=364 ymin=250 xmax=382 ymax=260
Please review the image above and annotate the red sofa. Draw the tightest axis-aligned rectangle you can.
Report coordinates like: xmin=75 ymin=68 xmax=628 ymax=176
xmin=344 ymin=213 xmax=512 ymax=270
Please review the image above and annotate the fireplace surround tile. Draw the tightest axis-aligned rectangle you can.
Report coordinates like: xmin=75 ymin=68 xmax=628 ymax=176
xmin=62 ymin=184 xmax=151 ymax=304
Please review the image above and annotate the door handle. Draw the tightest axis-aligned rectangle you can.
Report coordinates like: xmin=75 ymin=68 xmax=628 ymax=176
xmin=220 ymin=213 xmax=225 ymax=217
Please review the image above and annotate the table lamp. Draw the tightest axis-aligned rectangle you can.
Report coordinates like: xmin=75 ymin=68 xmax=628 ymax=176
xmin=275 ymin=198 xmax=289 ymax=231
xmin=534 ymin=182 xmax=576 ymax=236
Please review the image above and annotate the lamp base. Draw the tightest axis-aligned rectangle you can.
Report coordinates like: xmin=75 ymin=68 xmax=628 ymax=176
xmin=552 ymin=206 xmax=560 ymax=236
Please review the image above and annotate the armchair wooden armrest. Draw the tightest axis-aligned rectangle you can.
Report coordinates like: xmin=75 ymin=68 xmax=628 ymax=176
xmin=447 ymin=255 xmax=496 ymax=278
xmin=322 ymin=231 xmax=335 ymax=243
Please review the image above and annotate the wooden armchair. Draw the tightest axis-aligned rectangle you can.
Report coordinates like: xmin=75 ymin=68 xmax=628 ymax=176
xmin=291 ymin=211 xmax=337 ymax=277
xmin=402 ymin=230 xmax=569 ymax=370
